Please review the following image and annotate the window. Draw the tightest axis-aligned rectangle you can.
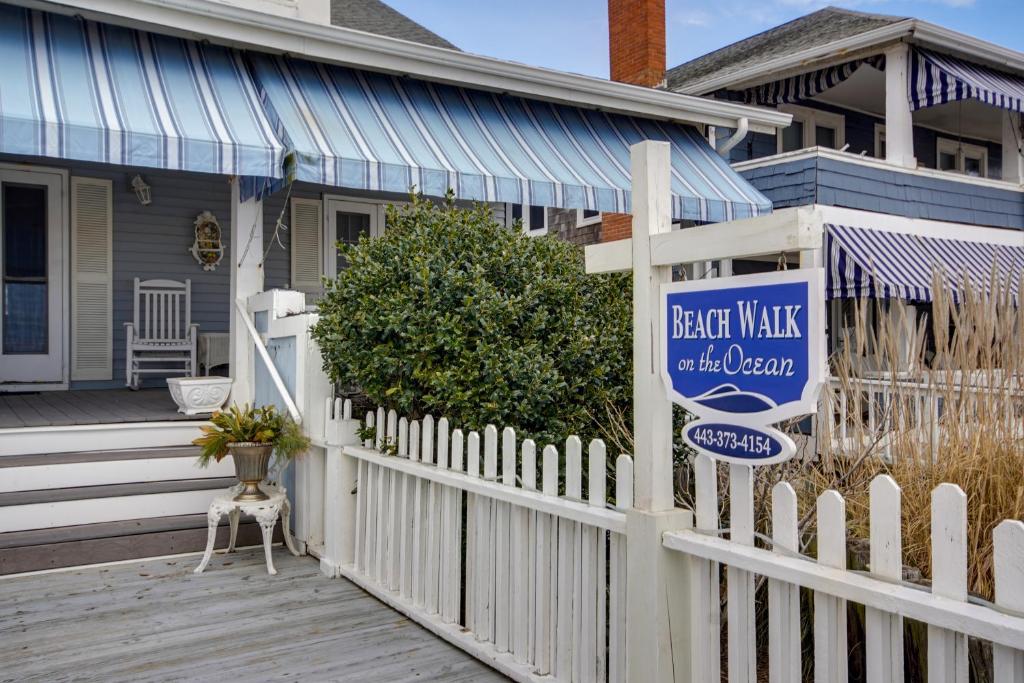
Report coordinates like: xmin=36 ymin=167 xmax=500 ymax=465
xmin=874 ymin=124 xmax=886 ymax=159
xmin=780 ymin=120 xmax=805 ymax=153
xmin=776 ymin=104 xmax=845 ymax=154
xmin=936 ymin=138 xmax=989 ymax=178
xmin=512 ymin=204 xmax=549 ymax=235
xmin=576 ymin=208 xmax=601 ymax=227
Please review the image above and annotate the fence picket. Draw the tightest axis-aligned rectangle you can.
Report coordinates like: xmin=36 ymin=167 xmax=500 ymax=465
xmin=478 ymin=426 xmax=498 ymax=643
xmin=397 ymin=417 xmax=411 ymax=599
xmin=535 ymin=444 xmax=559 ymax=675
xmin=433 ymin=418 xmax=449 ymax=618
xmin=729 ymin=464 xmax=757 ymax=683
xmin=519 ymin=440 xmax=537 ymax=665
xmin=769 ymin=482 xmax=800 ymax=683
xmin=466 ymin=431 xmax=480 ymax=634
xmin=405 ymin=420 xmax=421 ymax=599
xmin=495 ymin=427 xmax=514 ymax=653
xmin=423 ymin=416 xmax=441 ymax=613
xmin=363 ymin=413 xmax=377 ymax=577
xmin=994 ymin=520 xmax=1024 ymax=682
xmin=386 ymin=410 xmax=399 ymax=591
xmin=564 ymin=436 xmax=583 ymax=681
xmin=588 ymin=440 xmax=607 ymax=683
xmin=692 ymin=453 xmax=721 ymax=683
xmin=511 ymin=438 xmax=530 ymax=664
xmin=555 ymin=441 xmax=576 ymax=679
xmin=814 ymin=490 xmax=848 ymax=683
xmin=444 ymin=429 xmax=465 ymax=624
xmin=866 ymin=475 xmax=903 ymax=683
xmin=929 ymin=484 xmax=968 ymax=683
xmin=609 ymin=454 xmax=631 ymax=683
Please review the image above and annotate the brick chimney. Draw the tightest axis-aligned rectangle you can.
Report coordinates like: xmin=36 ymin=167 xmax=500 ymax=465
xmin=601 ymin=0 xmax=666 ymax=241
xmin=608 ymin=0 xmax=666 ymax=87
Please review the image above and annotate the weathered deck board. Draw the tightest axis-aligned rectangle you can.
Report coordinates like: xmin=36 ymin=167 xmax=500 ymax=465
xmin=0 ymin=550 xmax=507 ymax=682
xmin=0 ymin=389 xmax=194 ymax=429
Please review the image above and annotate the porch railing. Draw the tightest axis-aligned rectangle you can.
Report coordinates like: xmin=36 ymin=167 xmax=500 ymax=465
xmin=318 ymin=399 xmax=631 ymax=683
xmin=817 ymin=374 xmax=1023 ymax=457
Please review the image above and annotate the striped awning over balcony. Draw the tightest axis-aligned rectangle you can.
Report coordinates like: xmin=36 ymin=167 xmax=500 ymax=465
xmin=246 ymin=54 xmax=772 ymax=222
xmin=826 ymin=223 xmax=1024 ymax=303
xmin=742 ymin=56 xmax=885 ymax=107
xmin=910 ymin=48 xmax=1024 ymax=114
xmin=0 ymin=6 xmax=287 ymax=177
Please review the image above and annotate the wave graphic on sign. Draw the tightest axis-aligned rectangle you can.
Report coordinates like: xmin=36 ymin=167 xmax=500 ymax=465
xmin=691 ymin=384 xmax=777 ymax=414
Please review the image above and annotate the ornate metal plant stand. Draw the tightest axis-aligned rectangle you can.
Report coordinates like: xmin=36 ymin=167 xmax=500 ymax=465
xmin=193 ymin=485 xmax=300 ymax=576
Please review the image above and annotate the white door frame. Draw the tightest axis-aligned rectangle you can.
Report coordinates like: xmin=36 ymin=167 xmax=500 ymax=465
xmin=0 ymin=163 xmax=69 ymax=391
xmin=322 ymin=196 xmax=388 ymax=280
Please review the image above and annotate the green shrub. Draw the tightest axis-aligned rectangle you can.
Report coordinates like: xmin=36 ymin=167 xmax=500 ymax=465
xmin=311 ymin=192 xmax=631 ymax=447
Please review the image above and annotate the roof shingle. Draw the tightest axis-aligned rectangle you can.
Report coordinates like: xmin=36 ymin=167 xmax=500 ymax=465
xmin=330 ymin=0 xmax=456 ymax=50
xmin=666 ymin=6 xmax=906 ymax=93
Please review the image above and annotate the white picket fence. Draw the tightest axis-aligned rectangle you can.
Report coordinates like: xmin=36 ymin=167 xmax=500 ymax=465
xmin=664 ymin=453 xmax=1024 ymax=683
xmin=319 ymin=399 xmax=632 ymax=683
xmin=308 ymin=396 xmax=1024 ymax=682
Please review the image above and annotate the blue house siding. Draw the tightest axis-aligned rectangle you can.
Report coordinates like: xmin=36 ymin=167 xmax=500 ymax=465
xmin=735 ymin=156 xmax=817 ymax=208
xmin=737 ymin=154 xmax=1024 ymax=229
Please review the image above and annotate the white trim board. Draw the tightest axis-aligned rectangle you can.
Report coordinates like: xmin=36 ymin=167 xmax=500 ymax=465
xmin=814 ymin=204 xmax=1024 ymax=245
xmin=0 ymin=421 xmax=207 ymax=457
xmin=16 ymin=0 xmax=788 ymax=134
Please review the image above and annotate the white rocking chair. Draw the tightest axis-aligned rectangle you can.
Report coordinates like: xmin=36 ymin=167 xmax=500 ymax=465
xmin=124 ymin=278 xmax=198 ymax=389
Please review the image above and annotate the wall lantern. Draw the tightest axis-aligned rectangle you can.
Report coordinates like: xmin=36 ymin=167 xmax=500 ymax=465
xmin=130 ymin=174 xmax=152 ymax=205
xmin=189 ymin=211 xmax=224 ymax=271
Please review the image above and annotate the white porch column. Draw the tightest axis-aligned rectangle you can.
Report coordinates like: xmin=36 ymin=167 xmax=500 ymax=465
xmin=229 ymin=177 xmax=264 ymax=405
xmin=885 ymin=43 xmax=917 ymax=169
xmin=1002 ymin=111 xmax=1023 ymax=184
xmin=625 ymin=141 xmax=693 ymax=683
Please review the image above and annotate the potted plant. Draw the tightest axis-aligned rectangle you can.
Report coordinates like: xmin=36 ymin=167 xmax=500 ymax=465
xmin=193 ymin=404 xmax=310 ymax=501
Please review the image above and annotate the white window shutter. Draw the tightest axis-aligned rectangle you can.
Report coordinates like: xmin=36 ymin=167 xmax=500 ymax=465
xmin=70 ymin=177 xmax=113 ymax=381
xmin=290 ymin=197 xmax=322 ymax=293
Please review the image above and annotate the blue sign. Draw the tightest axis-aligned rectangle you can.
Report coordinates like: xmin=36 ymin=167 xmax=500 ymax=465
xmin=661 ymin=269 xmax=825 ymax=465
xmin=683 ymin=420 xmax=795 ymax=466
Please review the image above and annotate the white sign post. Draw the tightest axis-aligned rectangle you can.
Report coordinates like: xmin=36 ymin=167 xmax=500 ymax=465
xmin=585 ymin=141 xmax=826 ymax=683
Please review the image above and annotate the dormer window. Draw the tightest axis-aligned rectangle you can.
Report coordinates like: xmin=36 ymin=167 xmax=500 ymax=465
xmin=776 ymin=104 xmax=846 ymax=154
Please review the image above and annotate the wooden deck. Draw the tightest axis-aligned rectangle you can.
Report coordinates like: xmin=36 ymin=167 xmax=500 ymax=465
xmin=0 ymin=550 xmax=507 ymax=682
xmin=0 ymin=388 xmax=194 ymax=428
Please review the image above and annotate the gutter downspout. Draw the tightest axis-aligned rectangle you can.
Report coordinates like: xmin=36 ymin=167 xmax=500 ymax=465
xmin=717 ymin=117 xmax=749 ymax=155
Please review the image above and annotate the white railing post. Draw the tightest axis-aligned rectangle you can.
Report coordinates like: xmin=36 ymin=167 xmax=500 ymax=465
xmin=322 ymin=398 xmax=361 ymax=578
xmin=625 ymin=140 xmax=694 ymax=683
xmin=228 ymin=177 xmax=263 ymax=405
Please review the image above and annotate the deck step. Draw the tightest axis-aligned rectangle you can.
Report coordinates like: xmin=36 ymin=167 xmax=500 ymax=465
xmin=0 ymin=514 xmax=280 ymax=575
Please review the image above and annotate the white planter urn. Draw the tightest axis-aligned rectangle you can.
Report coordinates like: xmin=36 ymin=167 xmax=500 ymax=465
xmin=167 ymin=377 xmax=232 ymax=416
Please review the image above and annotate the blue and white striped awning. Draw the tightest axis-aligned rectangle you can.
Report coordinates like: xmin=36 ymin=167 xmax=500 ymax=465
xmin=827 ymin=223 xmax=1024 ymax=303
xmin=910 ymin=48 xmax=1024 ymax=114
xmin=742 ymin=56 xmax=885 ymax=107
xmin=247 ymin=54 xmax=771 ymax=222
xmin=0 ymin=6 xmax=287 ymax=177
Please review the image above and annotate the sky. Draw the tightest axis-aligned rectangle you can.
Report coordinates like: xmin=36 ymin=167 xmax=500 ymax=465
xmin=385 ymin=0 xmax=1024 ymax=79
